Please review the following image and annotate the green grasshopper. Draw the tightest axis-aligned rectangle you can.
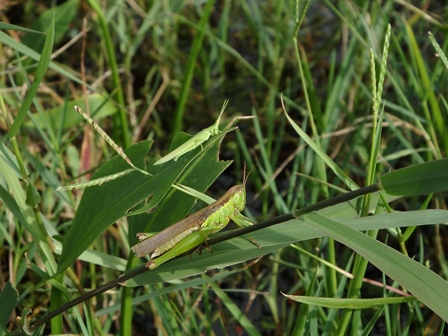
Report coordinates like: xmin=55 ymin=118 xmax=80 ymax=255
xmin=153 ymin=100 xmax=229 ymax=165
xmin=131 ymin=175 xmax=248 ymax=269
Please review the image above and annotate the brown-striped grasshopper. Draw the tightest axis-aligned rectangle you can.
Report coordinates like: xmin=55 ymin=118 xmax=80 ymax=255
xmin=131 ymin=174 xmax=250 ymax=269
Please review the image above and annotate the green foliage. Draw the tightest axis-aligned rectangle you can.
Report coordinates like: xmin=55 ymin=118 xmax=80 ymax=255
xmin=1 ymin=0 xmax=448 ymax=335
xmin=8 ymin=16 xmax=54 ymax=138
xmin=21 ymin=0 xmax=78 ymax=53
xmin=0 ymin=282 xmax=19 ymax=334
xmin=381 ymin=159 xmax=448 ymax=195
xmin=57 ymin=141 xmax=153 ymax=274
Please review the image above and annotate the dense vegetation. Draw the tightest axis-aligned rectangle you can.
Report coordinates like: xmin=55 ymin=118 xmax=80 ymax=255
xmin=1 ymin=1 xmax=447 ymax=335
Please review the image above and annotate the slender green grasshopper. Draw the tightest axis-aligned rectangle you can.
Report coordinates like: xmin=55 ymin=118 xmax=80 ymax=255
xmin=153 ymin=100 xmax=229 ymax=165
xmin=131 ymin=174 xmax=248 ymax=269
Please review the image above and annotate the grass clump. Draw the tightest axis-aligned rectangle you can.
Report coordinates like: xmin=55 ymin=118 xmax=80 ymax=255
xmin=1 ymin=1 xmax=447 ymax=335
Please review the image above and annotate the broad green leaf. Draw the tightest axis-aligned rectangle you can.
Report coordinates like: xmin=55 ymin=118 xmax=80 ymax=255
xmin=381 ymin=158 xmax=448 ymax=195
xmin=21 ymin=0 xmax=78 ymax=53
xmin=57 ymin=141 xmax=154 ymax=273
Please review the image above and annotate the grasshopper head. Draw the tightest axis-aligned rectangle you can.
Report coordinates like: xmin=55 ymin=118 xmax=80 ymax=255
xmin=228 ymin=184 xmax=246 ymax=212
xmin=223 ymin=163 xmax=251 ymax=213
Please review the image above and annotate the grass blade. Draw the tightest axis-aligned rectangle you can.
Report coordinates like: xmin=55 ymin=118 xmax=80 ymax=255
xmin=9 ymin=16 xmax=54 ymax=138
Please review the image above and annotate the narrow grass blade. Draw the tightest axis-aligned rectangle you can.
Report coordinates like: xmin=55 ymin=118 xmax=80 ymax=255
xmin=0 ymin=22 xmax=44 ymax=34
xmin=9 ymin=17 xmax=54 ymax=138
xmin=209 ymin=280 xmax=261 ymax=336
xmin=302 ymin=212 xmax=448 ymax=322
xmin=284 ymin=295 xmax=416 ymax=309
xmin=281 ymin=97 xmax=359 ymax=191
xmin=406 ymin=22 xmax=447 ymax=151
xmin=172 ymin=0 xmax=215 ymax=136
